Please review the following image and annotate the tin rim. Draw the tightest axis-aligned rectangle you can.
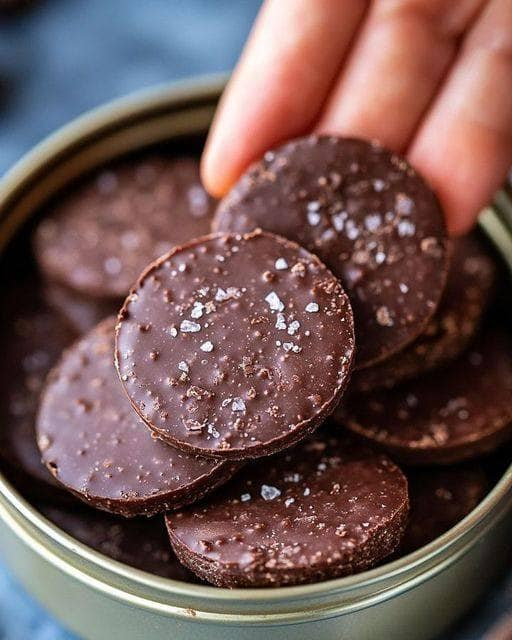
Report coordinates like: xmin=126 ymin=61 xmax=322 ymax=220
xmin=0 ymin=74 xmax=510 ymax=625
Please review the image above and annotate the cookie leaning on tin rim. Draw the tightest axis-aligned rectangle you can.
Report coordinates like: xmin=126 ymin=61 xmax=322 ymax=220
xmin=115 ymin=229 xmax=355 ymax=461
xmin=337 ymin=325 xmax=512 ymax=465
xmin=214 ymin=135 xmax=449 ymax=370
xmin=165 ymin=432 xmax=409 ymax=588
xmin=352 ymin=233 xmax=497 ymax=392
xmin=34 ymin=156 xmax=215 ymax=300
xmin=36 ymin=317 xmax=237 ymax=517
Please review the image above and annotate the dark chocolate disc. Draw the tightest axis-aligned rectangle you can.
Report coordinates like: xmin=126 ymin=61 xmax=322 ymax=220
xmin=36 ymin=317 xmax=236 ymax=517
xmin=399 ymin=465 xmax=488 ymax=554
xmin=352 ymin=234 xmax=497 ymax=392
xmin=0 ymin=283 xmax=76 ymax=489
xmin=165 ymin=433 xmax=409 ymax=588
xmin=34 ymin=156 xmax=215 ymax=299
xmin=214 ymin=135 xmax=448 ymax=368
xmin=38 ymin=503 xmax=198 ymax=582
xmin=338 ymin=326 xmax=512 ymax=465
xmin=116 ymin=230 xmax=355 ymax=460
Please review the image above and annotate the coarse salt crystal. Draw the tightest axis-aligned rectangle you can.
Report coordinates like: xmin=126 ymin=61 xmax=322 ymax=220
xmin=275 ymin=258 xmax=288 ymax=270
xmin=200 ymin=341 xmax=214 ymax=352
xmin=265 ymin=291 xmax=284 ymax=312
xmin=305 ymin=302 xmax=319 ymax=313
xmin=261 ymin=485 xmax=281 ymax=501
xmin=180 ymin=320 xmax=201 ymax=333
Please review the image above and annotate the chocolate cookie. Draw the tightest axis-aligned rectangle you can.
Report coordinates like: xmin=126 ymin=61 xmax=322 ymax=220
xmin=352 ymin=234 xmax=497 ymax=392
xmin=34 ymin=156 xmax=215 ymax=299
xmin=214 ymin=135 xmax=448 ymax=368
xmin=338 ymin=326 xmax=512 ymax=465
xmin=44 ymin=281 xmax=119 ymax=334
xmin=166 ymin=433 xmax=409 ymax=588
xmin=399 ymin=465 xmax=488 ymax=554
xmin=38 ymin=503 xmax=197 ymax=582
xmin=36 ymin=317 xmax=236 ymax=517
xmin=0 ymin=283 xmax=76 ymax=489
xmin=116 ymin=229 xmax=355 ymax=460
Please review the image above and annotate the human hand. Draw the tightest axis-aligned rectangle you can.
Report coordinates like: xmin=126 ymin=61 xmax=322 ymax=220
xmin=201 ymin=0 xmax=512 ymax=234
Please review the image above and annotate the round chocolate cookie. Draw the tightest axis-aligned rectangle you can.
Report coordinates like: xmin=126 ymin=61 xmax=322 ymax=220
xmin=34 ymin=156 xmax=215 ymax=299
xmin=214 ymin=135 xmax=448 ymax=369
xmin=116 ymin=229 xmax=355 ymax=460
xmin=0 ymin=283 xmax=77 ymax=490
xmin=36 ymin=317 xmax=236 ymax=517
xmin=338 ymin=326 xmax=512 ymax=465
xmin=44 ymin=281 xmax=119 ymax=334
xmin=166 ymin=433 xmax=409 ymax=588
xmin=38 ymin=504 xmax=197 ymax=582
xmin=352 ymin=234 xmax=497 ymax=392
xmin=399 ymin=465 xmax=488 ymax=554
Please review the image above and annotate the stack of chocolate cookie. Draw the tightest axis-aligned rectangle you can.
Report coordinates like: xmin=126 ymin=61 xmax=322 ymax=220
xmin=6 ymin=137 xmax=509 ymax=588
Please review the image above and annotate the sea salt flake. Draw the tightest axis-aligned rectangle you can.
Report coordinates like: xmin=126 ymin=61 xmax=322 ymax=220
xmin=282 ymin=342 xmax=294 ymax=352
xmin=207 ymin=423 xmax=220 ymax=438
xmin=191 ymin=302 xmax=204 ymax=319
xmin=168 ymin=327 xmax=178 ymax=337
xmin=178 ymin=361 xmax=189 ymax=373
xmin=232 ymin=398 xmax=246 ymax=412
xmin=265 ymin=291 xmax=284 ymax=312
xmin=332 ymin=212 xmax=346 ymax=232
xmin=399 ymin=283 xmax=409 ymax=294
xmin=287 ymin=320 xmax=300 ymax=336
xmin=178 ymin=263 xmax=187 ymax=272
xmin=261 ymin=485 xmax=281 ymax=501
xmin=307 ymin=211 xmax=321 ymax=226
xmin=180 ymin=320 xmax=201 ymax=333
xmin=375 ymin=251 xmax=386 ymax=265
xmin=307 ymin=200 xmax=321 ymax=212
xmin=200 ymin=341 xmax=214 ymax=352
xmin=275 ymin=258 xmax=288 ymax=270
xmin=303 ymin=487 xmax=311 ymax=497
xmin=240 ymin=493 xmax=251 ymax=502
xmin=285 ymin=497 xmax=295 ymax=507
xmin=397 ymin=220 xmax=416 ymax=237
xmin=305 ymin=302 xmax=319 ymax=313
xmin=275 ymin=313 xmax=287 ymax=330
xmin=364 ymin=213 xmax=382 ymax=232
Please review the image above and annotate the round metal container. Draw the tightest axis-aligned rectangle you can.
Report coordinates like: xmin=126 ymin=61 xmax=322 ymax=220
xmin=0 ymin=76 xmax=511 ymax=640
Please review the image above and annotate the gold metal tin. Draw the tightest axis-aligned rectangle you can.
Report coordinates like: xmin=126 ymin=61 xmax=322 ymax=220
xmin=0 ymin=75 xmax=511 ymax=640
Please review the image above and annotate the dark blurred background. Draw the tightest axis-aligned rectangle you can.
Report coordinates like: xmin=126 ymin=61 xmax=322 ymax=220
xmin=0 ymin=2 xmax=510 ymax=639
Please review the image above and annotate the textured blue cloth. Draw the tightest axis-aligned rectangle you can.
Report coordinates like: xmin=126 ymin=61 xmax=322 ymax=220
xmin=0 ymin=2 xmax=510 ymax=638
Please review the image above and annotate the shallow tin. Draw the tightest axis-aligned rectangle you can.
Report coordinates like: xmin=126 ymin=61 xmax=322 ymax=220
xmin=0 ymin=76 xmax=511 ymax=640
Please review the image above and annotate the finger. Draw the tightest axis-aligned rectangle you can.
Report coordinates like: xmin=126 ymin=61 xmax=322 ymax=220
xmin=409 ymin=0 xmax=512 ymax=234
xmin=201 ymin=0 xmax=368 ymax=197
xmin=317 ymin=0 xmax=484 ymax=151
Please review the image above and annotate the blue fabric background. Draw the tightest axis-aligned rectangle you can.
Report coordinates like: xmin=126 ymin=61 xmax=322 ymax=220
xmin=0 ymin=2 xmax=510 ymax=638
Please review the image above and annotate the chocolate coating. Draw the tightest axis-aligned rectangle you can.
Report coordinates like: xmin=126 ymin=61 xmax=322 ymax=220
xmin=38 ymin=503 xmax=197 ymax=582
xmin=353 ymin=234 xmax=497 ymax=392
xmin=214 ymin=135 xmax=448 ymax=368
xmin=34 ymin=156 xmax=215 ymax=299
xmin=399 ymin=465 xmax=488 ymax=554
xmin=116 ymin=230 xmax=355 ymax=460
xmin=338 ymin=326 xmax=512 ymax=465
xmin=44 ymin=281 xmax=120 ymax=334
xmin=36 ymin=317 xmax=236 ymax=516
xmin=0 ymin=284 xmax=76 ymax=489
xmin=166 ymin=433 xmax=409 ymax=588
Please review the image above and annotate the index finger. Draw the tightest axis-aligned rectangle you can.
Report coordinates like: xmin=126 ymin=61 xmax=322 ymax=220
xmin=201 ymin=0 xmax=368 ymax=197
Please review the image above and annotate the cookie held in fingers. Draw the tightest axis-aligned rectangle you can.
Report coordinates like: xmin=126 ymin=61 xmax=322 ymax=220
xmin=165 ymin=433 xmax=409 ymax=588
xmin=338 ymin=326 xmax=512 ymax=465
xmin=36 ymin=318 xmax=236 ymax=517
xmin=214 ymin=135 xmax=448 ymax=369
xmin=34 ymin=157 xmax=215 ymax=299
xmin=352 ymin=233 xmax=497 ymax=392
xmin=116 ymin=230 xmax=355 ymax=460
xmin=39 ymin=503 xmax=198 ymax=582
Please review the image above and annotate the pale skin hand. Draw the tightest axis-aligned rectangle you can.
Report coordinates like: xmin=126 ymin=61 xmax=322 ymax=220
xmin=201 ymin=0 xmax=512 ymax=235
